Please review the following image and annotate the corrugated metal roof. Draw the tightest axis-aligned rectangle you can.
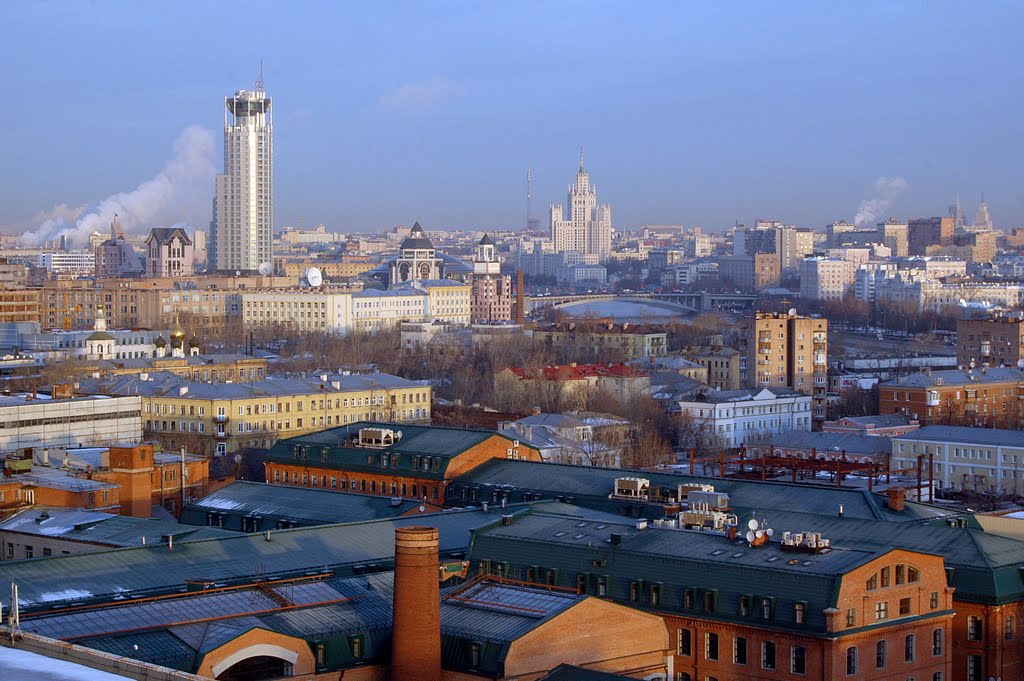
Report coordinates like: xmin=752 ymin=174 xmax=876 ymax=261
xmin=441 ymin=580 xmax=581 ymax=644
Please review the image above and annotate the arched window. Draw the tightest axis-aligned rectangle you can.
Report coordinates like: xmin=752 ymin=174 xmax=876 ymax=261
xmin=905 ymin=633 xmax=916 ymax=662
xmin=846 ymin=646 xmax=858 ymax=675
xmin=875 ymin=640 xmax=887 ymax=668
xmin=932 ymin=628 xmax=944 ymax=655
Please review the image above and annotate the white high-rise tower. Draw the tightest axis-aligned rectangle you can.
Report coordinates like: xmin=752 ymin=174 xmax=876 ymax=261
xmin=210 ymin=69 xmax=273 ymax=273
xmin=549 ymin=148 xmax=612 ymax=261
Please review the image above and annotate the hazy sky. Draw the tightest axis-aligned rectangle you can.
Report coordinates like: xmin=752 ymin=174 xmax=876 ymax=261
xmin=2 ymin=1 xmax=1022 ymax=238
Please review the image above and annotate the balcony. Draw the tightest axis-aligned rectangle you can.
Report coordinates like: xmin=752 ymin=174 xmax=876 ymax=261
xmin=926 ymin=392 xmax=940 ymax=407
xmin=215 ymin=430 xmax=230 ymax=438
xmin=214 ymin=414 xmax=229 ymax=423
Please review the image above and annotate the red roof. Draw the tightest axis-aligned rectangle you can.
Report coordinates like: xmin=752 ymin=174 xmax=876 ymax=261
xmin=504 ymin=363 xmax=648 ymax=381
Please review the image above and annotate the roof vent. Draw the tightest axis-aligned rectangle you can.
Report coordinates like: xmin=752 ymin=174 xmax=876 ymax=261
xmin=610 ymin=533 xmax=622 ymax=545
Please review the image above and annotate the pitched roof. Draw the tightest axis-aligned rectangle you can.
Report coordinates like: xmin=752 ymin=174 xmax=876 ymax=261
xmin=145 ymin=227 xmax=192 ymax=246
xmin=268 ymin=421 xmax=517 ymax=480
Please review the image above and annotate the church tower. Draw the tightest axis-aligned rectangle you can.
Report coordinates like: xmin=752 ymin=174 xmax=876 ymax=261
xmin=85 ymin=305 xmax=115 ymax=361
xmin=389 ymin=222 xmax=444 ymax=287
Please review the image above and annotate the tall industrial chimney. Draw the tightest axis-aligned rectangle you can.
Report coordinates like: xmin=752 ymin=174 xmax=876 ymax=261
xmin=515 ymin=269 xmax=525 ymax=325
xmin=392 ymin=526 xmax=441 ymax=681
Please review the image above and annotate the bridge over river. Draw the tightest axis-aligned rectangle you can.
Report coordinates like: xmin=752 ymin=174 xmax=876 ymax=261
xmin=523 ymin=291 xmax=759 ymax=316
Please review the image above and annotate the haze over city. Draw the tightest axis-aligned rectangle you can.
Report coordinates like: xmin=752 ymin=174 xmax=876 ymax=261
xmin=2 ymin=0 xmax=1023 ymax=239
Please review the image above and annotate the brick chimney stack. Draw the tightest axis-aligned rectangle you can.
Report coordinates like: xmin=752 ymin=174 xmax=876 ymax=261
xmin=886 ymin=487 xmax=906 ymax=513
xmin=391 ymin=526 xmax=441 ymax=681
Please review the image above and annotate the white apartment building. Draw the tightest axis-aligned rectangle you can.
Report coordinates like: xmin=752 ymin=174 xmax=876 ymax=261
xmin=0 ymin=394 xmax=143 ymax=452
xmin=854 ymin=262 xmax=899 ymax=303
xmin=876 ymin=275 xmax=1024 ymax=312
xmin=241 ymin=280 xmax=471 ymax=335
xmin=677 ymin=387 xmax=812 ymax=449
xmin=892 ymin=425 xmax=1024 ymax=492
xmin=799 ymin=257 xmax=858 ymax=301
xmin=38 ymin=251 xmax=96 ymax=273
xmin=241 ymin=290 xmax=352 ymax=334
xmin=210 ymin=74 xmax=273 ymax=273
xmin=667 ymin=260 xmax=719 ymax=287
xmin=549 ymin=150 xmax=612 ymax=261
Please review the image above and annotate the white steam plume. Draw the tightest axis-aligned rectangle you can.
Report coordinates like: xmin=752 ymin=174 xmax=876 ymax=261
xmin=19 ymin=126 xmax=217 ymax=247
xmin=854 ymin=176 xmax=908 ymax=227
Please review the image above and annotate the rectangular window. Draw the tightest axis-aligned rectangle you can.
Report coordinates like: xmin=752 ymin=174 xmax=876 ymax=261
xmin=846 ymin=608 xmax=856 ymax=627
xmin=930 ymin=591 xmax=939 ymax=609
xmin=733 ymin=636 xmax=747 ymax=665
xmin=794 ymin=601 xmax=806 ymax=624
xmin=875 ymin=601 xmax=888 ymax=621
xmin=1006 ymin=615 xmax=1014 ymax=640
xmin=968 ymin=615 xmax=983 ymax=641
xmin=899 ymin=597 xmax=912 ymax=616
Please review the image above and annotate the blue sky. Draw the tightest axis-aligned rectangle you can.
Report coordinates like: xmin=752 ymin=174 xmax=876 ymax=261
xmin=2 ymin=1 xmax=1022 ymax=237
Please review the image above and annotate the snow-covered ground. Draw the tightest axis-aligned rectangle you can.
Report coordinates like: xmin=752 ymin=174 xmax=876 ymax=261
xmin=0 ymin=646 xmax=134 ymax=681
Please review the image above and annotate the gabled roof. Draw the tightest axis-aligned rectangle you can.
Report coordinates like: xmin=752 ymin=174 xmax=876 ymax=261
xmin=145 ymin=227 xmax=192 ymax=246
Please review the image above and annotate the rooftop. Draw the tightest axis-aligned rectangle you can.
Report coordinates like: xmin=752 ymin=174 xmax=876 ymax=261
xmin=181 ymin=480 xmax=421 ymax=526
xmin=0 ymin=508 xmax=234 ymax=547
xmin=894 ymin=425 xmax=1024 ymax=448
xmin=760 ymin=431 xmax=892 ymax=458
xmin=882 ymin=367 xmax=1023 ymax=387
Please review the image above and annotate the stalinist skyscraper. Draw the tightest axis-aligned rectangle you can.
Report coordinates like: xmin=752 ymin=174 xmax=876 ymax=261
xmin=549 ymin=148 xmax=612 ymax=261
xmin=209 ymin=70 xmax=273 ymax=273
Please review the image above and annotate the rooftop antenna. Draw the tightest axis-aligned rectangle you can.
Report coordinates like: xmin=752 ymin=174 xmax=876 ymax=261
xmin=526 ymin=164 xmax=533 ymax=231
xmin=255 ymin=60 xmax=264 ymax=92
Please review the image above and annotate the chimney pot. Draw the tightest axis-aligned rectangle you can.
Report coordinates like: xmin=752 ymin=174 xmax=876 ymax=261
xmin=886 ymin=487 xmax=906 ymax=512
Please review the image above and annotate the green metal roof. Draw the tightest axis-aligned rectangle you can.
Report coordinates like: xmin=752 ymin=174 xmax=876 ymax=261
xmin=269 ymin=421 xmax=517 ymax=480
xmin=179 ymin=481 xmax=421 ymax=530
xmin=0 ymin=501 xmax=583 ymax=612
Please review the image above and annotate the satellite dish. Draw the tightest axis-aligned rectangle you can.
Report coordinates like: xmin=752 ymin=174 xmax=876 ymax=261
xmin=258 ymin=262 xmax=273 ymax=276
xmin=745 ymin=531 xmax=755 ymax=543
xmin=306 ymin=267 xmax=323 ymax=287
xmin=747 ymin=518 xmax=759 ymax=531
xmin=235 ymin=270 xmax=241 ymax=277
xmin=755 ymin=530 xmax=764 ymax=539
xmin=788 ymin=308 xmax=797 ymax=317
xmin=766 ymin=528 xmax=774 ymax=537
xmin=233 ymin=453 xmax=242 ymax=464
xmin=419 ymin=505 xmax=426 ymax=512
xmin=1017 ymin=359 xmax=1024 ymax=369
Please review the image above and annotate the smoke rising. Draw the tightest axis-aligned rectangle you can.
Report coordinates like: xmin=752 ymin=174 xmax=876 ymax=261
xmin=19 ymin=126 xmax=217 ymax=247
xmin=853 ymin=176 xmax=908 ymax=227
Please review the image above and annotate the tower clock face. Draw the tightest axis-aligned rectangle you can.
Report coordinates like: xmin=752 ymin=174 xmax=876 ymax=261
xmin=419 ymin=262 xmax=432 ymax=278
xmin=399 ymin=262 xmax=411 ymax=281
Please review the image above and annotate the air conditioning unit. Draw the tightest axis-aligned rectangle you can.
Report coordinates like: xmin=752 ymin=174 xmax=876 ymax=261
xmin=513 ymin=440 xmax=520 ymax=448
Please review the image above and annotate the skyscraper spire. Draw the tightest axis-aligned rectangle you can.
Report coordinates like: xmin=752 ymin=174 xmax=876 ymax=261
xmin=255 ymin=59 xmax=264 ymax=92
xmin=579 ymin=145 xmax=585 ymax=172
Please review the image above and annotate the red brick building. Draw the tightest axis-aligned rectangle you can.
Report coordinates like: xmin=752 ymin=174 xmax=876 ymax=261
xmin=879 ymin=367 xmax=1024 ymax=428
xmin=265 ymin=422 xmax=543 ymax=504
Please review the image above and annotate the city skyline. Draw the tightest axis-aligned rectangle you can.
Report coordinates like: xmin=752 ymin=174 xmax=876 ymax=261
xmin=2 ymin=2 xmax=1023 ymax=240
